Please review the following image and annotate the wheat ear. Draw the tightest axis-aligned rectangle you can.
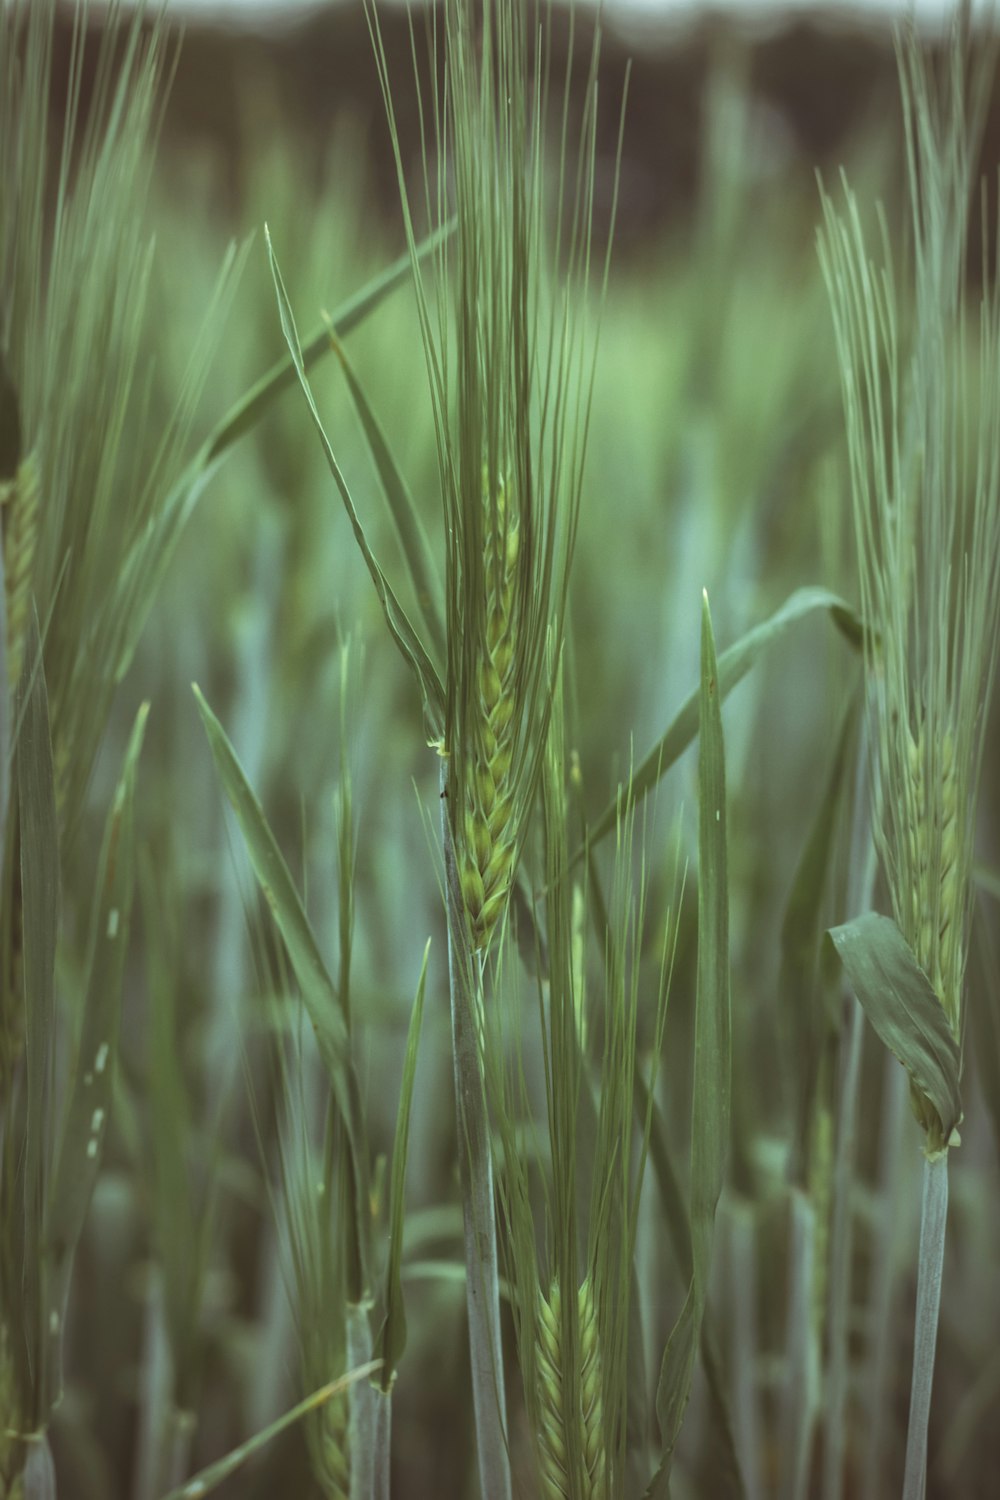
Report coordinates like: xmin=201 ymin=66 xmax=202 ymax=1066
xmin=903 ymin=721 xmax=962 ymax=1143
xmin=459 ymin=471 xmax=520 ymax=952
xmin=535 ymin=1277 xmax=608 ymax=1500
xmin=576 ymin=1277 xmax=608 ymax=1498
xmin=904 ymin=723 xmax=961 ymax=1029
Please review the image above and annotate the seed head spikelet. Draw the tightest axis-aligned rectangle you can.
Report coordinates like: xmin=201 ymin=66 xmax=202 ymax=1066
xmin=536 ymin=1279 xmax=570 ymax=1499
xmin=459 ymin=469 xmax=522 ymax=947
xmin=534 ymin=1276 xmax=608 ymax=1500
xmin=576 ymin=1276 xmax=608 ymax=1498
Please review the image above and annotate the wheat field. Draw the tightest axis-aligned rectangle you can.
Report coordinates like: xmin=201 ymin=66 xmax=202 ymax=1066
xmin=1 ymin=2 xmax=999 ymax=1498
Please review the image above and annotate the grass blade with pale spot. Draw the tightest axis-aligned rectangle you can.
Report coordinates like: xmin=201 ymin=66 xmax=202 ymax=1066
xmin=44 ymin=701 xmax=149 ymax=1409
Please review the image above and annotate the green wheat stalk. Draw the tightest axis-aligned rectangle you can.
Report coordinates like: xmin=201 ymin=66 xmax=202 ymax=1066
xmin=366 ymin=3 xmax=609 ymax=1494
xmin=819 ymin=10 xmax=1000 ymax=1495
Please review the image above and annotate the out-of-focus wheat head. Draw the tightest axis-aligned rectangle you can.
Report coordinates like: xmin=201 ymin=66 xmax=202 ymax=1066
xmin=819 ymin=15 xmax=1000 ymax=1152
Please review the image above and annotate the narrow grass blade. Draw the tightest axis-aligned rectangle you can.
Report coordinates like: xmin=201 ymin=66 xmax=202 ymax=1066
xmin=377 ymin=939 xmax=430 ymax=1389
xmin=328 ymin=331 xmax=445 ymax=664
xmin=581 ymin=588 xmax=861 ymax=857
xmin=441 ymin=763 xmax=511 ymax=1500
xmin=111 ymin=227 xmax=449 ymax=694
xmin=16 ymin=615 xmax=59 ymax=1419
xmin=780 ymin=687 xmax=860 ymax=1157
xmin=639 ymin=1072 xmax=746 ymax=1499
xmin=650 ymin=591 xmax=731 ymax=1487
xmin=204 ymin=223 xmax=452 ymax=466
xmin=193 ymin=683 xmax=370 ymax=1290
xmin=827 ymin=913 xmax=962 ymax=1142
xmin=159 ymin=1363 xmax=383 ymax=1500
xmin=44 ymin=701 xmax=149 ymax=1407
xmin=139 ymin=851 xmax=215 ymax=1423
xmin=902 ymin=1153 xmax=949 ymax=1500
xmin=266 ymin=229 xmax=445 ymax=733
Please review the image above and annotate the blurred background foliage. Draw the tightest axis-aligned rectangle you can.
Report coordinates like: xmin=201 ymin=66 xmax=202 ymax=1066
xmin=16 ymin=2 xmax=1000 ymax=1496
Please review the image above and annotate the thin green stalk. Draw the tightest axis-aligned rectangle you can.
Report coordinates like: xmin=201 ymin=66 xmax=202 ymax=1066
xmin=727 ymin=1202 xmax=760 ymax=1500
xmin=902 ymin=1152 xmax=949 ymax=1500
xmin=822 ymin=1000 xmax=863 ymax=1500
xmin=781 ymin=1190 xmax=817 ymax=1500
xmin=441 ymin=762 xmax=511 ymax=1500
xmin=131 ymin=1268 xmax=170 ymax=1500
xmin=373 ymin=1389 xmax=391 ymax=1500
xmin=20 ymin=1438 xmax=54 ymax=1500
xmin=861 ymin=1051 xmax=909 ymax=1500
xmin=348 ymin=1304 xmax=376 ymax=1500
xmin=823 ymin=726 xmax=876 ymax=1500
xmin=164 ymin=1410 xmax=196 ymax=1494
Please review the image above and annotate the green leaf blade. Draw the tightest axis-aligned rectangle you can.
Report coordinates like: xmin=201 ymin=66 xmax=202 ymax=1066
xmin=265 ymin=229 xmax=445 ymax=733
xmin=377 ymin=938 xmax=430 ymax=1389
xmin=192 ymin=682 xmax=371 ymax=1289
xmin=653 ymin=591 xmax=731 ymax=1475
xmin=826 ymin=912 xmax=962 ymax=1143
xmin=583 ymin=587 xmax=861 ymax=857
xmin=329 ymin=331 xmax=445 ymax=664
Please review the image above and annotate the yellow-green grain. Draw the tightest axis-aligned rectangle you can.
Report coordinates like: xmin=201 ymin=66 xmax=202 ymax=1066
xmin=534 ymin=1277 xmax=607 ymax=1500
xmin=459 ymin=472 xmax=520 ymax=952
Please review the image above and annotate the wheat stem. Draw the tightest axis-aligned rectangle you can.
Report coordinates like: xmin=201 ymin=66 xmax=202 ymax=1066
xmin=442 ymin=760 xmax=511 ymax=1500
xmin=902 ymin=1152 xmax=949 ymax=1500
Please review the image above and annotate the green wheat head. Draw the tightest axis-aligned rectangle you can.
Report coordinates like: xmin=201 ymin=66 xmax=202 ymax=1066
xmin=458 ymin=468 xmax=521 ymax=949
xmin=819 ymin=15 xmax=1000 ymax=1150
xmin=535 ymin=1276 xmax=608 ymax=1500
xmin=372 ymin=0 xmax=602 ymax=954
